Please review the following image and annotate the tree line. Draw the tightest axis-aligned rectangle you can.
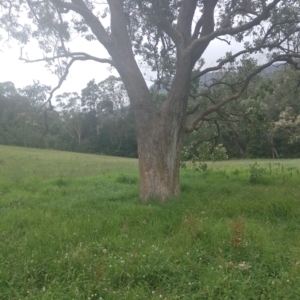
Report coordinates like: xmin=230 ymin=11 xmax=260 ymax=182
xmin=1 ymin=65 xmax=300 ymax=160
xmin=0 ymin=76 xmax=137 ymax=157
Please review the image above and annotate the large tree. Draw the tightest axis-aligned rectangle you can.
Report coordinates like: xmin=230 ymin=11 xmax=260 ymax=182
xmin=1 ymin=0 xmax=300 ymax=201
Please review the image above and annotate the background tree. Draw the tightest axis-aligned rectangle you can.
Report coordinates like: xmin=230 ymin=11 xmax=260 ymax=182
xmin=56 ymin=92 xmax=88 ymax=147
xmin=81 ymin=75 xmax=137 ymax=156
xmin=1 ymin=0 xmax=300 ymax=201
xmin=258 ymin=67 xmax=300 ymax=157
xmin=0 ymin=82 xmax=38 ymax=147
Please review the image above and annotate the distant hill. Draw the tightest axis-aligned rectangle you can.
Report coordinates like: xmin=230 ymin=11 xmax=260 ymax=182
xmin=260 ymin=63 xmax=286 ymax=76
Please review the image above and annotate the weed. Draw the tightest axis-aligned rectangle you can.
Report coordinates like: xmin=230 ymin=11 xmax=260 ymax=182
xmin=116 ymin=173 xmax=138 ymax=184
xmin=232 ymin=169 xmax=240 ymax=176
xmin=181 ymin=213 xmax=202 ymax=238
xmin=230 ymin=216 xmax=245 ymax=248
xmin=249 ymin=162 xmax=265 ymax=184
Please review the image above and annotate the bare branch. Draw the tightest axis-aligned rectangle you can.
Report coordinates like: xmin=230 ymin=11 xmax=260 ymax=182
xmin=19 ymin=49 xmax=115 ymax=66
xmin=36 ymin=54 xmax=113 ymax=113
xmin=216 ymin=37 xmax=231 ymax=45
xmin=37 ymin=58 xmax=77 ymax=111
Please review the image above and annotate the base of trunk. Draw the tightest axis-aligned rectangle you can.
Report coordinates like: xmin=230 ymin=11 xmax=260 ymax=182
xmin=138 ymin=137 xmax=182 ymax=202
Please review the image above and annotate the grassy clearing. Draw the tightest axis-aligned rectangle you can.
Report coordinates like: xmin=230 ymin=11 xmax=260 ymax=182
xmin=1 ymin=145 xmax=300 ymax=299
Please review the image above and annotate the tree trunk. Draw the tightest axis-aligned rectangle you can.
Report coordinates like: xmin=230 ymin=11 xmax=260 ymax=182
xmin=232 ymin=129 xmax=244 ymax=158
xmin=106 ymin=29 xmax=191 ymax=202
xmin=137 ymin=117 xmax=184 ymax=202
xmin=271 ymin=145 xmax=279 ymax=159
xmin=273 ymin=147 xmax=279 ymax=159
xmin=266 ymin=134 xmax=279 ymax=159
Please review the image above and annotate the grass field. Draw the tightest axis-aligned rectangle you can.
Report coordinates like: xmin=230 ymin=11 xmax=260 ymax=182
xmin=1 ymin=145 xmax=300 ymax=299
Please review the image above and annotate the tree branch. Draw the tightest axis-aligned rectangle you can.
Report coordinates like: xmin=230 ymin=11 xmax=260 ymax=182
xmin=191 ymin=38 xmax=292 ymax=82
xmin=192 ymin=16 xmax=203 ymax=40
xmin=186 ymin=54 xmax=300 ymax=132
xmin=51 ymin=0 xmax=112 ymax=45
xmin=55 ymin=7 xmax=68 ymax=53
xmin=150 ymin=0 xmax=182 ymax=46
xmin=19 ymin=49 xmax=115 ymax=66
xmin=176 ymin=0 xmax=197 ymax=45
xmin=189 ymin=0 xmax=281 ymax=62
xmin=191 ymin=0 xmax=218 ymax=64
xmin=36 ymin=54 xmax=113 ymax=113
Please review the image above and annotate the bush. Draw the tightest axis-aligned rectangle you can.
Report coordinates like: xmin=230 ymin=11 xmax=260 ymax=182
xmin=249 ymin=162 xmax=265 ymax=184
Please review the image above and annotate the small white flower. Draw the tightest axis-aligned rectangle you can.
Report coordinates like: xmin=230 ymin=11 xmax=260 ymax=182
xmin=238 ymin=262 xmax=252 ymax=270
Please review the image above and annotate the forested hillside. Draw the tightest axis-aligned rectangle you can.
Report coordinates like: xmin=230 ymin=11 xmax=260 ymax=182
xmin=1 ymin=65 xmax=300 ymax=159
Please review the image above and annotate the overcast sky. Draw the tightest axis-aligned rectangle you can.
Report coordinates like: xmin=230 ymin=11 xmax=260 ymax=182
xmin=0 ymin=37 xmax=246 ymax=96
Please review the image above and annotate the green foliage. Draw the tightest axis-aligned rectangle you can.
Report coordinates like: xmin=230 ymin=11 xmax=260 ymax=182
xmin=2 ymin=146 xmax=300 ymax=298
xmin=182 ymin=140 xmax=228 ymax=172
xmin=0 ymin=80 xmax=138 ymax=158
xmin=249 ymin=162 xmax=265 ymax=184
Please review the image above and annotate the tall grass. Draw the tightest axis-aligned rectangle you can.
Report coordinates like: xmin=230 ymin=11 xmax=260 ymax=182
xmin=1 ymin=145 xmax=300 ymax=299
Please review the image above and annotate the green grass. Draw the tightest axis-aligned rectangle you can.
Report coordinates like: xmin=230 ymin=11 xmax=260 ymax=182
xmin=1 ymin=145 xmax=300 ymax=299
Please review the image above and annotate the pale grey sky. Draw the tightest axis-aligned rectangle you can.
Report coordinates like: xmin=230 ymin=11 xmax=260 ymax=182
xmin=0 ymin=38 xmax=245 ymax=95
xmin=0 ymin=37 xmax=113 ymax=92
